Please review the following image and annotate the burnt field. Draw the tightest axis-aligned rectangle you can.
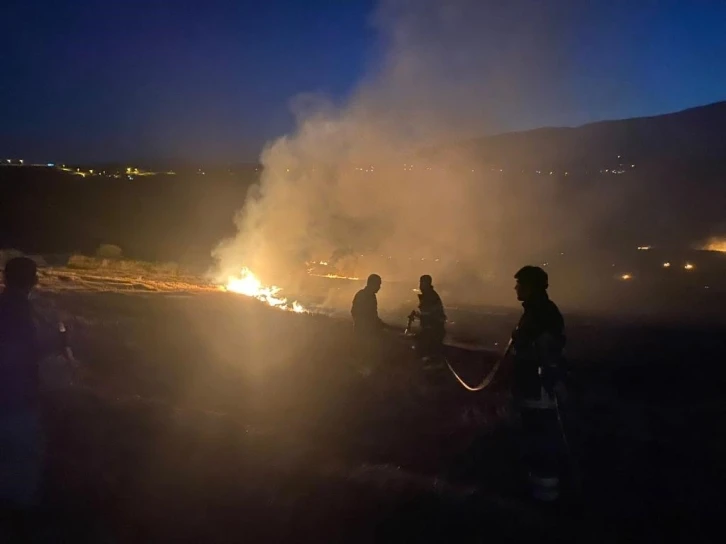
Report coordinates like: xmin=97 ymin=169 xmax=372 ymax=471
xmin=16 ymin=288 xmax=726 ymax=542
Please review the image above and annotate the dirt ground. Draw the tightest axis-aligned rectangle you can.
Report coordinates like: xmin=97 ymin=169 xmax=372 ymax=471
xmin=4 ymin=278 xmax=725 ymax=542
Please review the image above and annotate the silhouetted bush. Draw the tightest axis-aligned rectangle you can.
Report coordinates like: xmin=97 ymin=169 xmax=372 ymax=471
xmin=96 ymin=244 xmax=123 ymax=259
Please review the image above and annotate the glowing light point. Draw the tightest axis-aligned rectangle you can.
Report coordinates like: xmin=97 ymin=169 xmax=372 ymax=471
xmin=663 ymin=262 xmax=671 ymax=268
xmin=684 ymin=263 xmax=694 ymax=271
xmin=620 ymin=274 xmax=633 ymax=281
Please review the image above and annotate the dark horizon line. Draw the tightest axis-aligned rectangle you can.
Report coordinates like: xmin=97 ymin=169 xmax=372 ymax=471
xmin=4 ymin=97 xmax=725 ymax=167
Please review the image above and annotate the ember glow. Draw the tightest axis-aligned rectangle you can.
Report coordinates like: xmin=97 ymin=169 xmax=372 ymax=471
xmin=225 ymin=267 xmax=305 ymax=313
xmin=305 ymin=261 xmax=359 ymax=281
xmin=620 ymin=273 xmax=633 ymax=281
xmin=308 ymin=273 xmax=361 ymax=280
xmin=684 ymin=263 xmax=695 ymax=271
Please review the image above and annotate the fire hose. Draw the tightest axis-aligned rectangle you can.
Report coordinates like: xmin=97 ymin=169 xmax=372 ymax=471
xmin=444 ymin=333 xmax=582 ymax=493
xmin=445 ymin=338 xmax=511 ymax=392
xmin=407 ymin=312 xmax=582 ymax=493
xmin=405 ymin=311 xmax=510 ymax=392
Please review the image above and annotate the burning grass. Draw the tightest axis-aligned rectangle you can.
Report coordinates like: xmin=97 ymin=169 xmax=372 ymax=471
xmin=700 ymin=236 xmax=726 ymax=253
xmin=36 ymin=253 xmax=333 ymax=315
xmin=224 ymin=267 xmax=306 ymax=312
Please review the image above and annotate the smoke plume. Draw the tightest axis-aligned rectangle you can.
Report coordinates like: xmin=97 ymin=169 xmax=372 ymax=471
xmin=213 ymin=0 xmax=634 ymax=307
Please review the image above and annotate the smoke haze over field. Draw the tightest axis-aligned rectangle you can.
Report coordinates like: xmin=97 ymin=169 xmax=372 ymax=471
xmin=213 ymin=0 xmax=640 ymax=302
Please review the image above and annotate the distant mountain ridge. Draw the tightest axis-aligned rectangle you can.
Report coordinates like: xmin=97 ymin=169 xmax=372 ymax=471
xmin=436 ymin=100 xmax=726 ymax=169
xmin=11 ymin=101 xmax=724 ymax=172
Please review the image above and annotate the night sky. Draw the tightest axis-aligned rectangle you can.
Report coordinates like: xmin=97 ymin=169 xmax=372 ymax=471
xmin=2 ymin=0 xmax=726 ymax=163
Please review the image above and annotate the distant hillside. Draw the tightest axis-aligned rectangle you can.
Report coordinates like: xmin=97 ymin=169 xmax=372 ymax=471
xmin=438 ymin=100 xmax=726 ymax=170
xmin=2 ymin=101 xmax=726 ymax=263
xmin=425 ymin=100 xmax=726 ymax=253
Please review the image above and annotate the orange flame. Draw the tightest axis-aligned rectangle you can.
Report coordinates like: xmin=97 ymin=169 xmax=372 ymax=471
xmin=225 ymin=268 xmax=305 ymax=313
xmin=702 ymin=237 xmax=726 ymax=253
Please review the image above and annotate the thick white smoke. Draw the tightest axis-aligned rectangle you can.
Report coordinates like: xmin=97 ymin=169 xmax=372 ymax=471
xmin=213 ymin=0 xmax=631 ymax=306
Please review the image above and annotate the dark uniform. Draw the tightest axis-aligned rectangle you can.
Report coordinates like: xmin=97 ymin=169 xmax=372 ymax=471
xmin=0 ymin=258 xmax=45 ymax=508
xmin=351 ymin=287 xmax=385 ymax=336
xmin=0 ymin=290 xmax=40 ymax=414
xmin=416 ymin=288 xmax=446 ymax=358
xmin=510 ymin=291 xmax=566 ymax=501
xmin=351 ymin=274 xmax=397 ymax=366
